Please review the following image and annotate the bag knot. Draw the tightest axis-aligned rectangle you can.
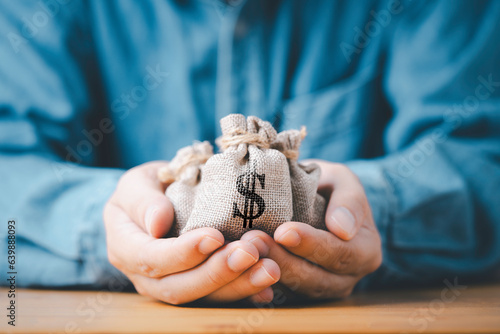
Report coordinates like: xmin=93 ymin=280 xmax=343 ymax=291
xmin=271 ymin=126 xmax=307 ymax=160
xmin=217 ymin=114 xmax=277 ymax=151
xmin=158 ymin=141 xmax=213 ymax=184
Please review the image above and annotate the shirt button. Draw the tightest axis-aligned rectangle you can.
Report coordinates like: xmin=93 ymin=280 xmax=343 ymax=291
xmin=234 ymin=19 xmax=248 ymax=38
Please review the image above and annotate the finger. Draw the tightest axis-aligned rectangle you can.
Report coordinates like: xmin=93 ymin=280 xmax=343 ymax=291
xmin=242 ymin=231 xmax=356 ymax=299
xmin=240 ymin=230 xmax=271 ymax=257
xmin=129 ymin=241 xmax=260 ymax=305
xmin=204 ymin=258 xmax=280 ymax=303
xmin=305 ymin=161 xmax=369 ymax=240
xmin=248 ymin=287 xmax=275 ymax=304
xmin=104 ymin=203 xmax=224 ymax=277
xmin=111 ymin=161 xmax=173 ymax=237
xmin=273 ymin=222 xmax=378 ymax=275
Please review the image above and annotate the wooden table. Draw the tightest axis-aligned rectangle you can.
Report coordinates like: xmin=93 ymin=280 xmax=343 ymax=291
xmin=2 ymin=283 xmax=500 ymax=334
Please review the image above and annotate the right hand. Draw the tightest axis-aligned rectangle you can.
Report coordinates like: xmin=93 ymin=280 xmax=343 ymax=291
xmin=103 ymin=161 xmax=280 ymax=305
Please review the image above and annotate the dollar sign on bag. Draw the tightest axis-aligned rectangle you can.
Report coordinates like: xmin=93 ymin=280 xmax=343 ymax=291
xmin=233 ymin=169 xmax=266 ymax=228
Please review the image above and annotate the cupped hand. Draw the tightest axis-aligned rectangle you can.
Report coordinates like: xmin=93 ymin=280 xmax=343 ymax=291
xmin=103 ymin=161 xmax=280 ymax=305
xmin=241 ymin=160 xmax=382 ymax=300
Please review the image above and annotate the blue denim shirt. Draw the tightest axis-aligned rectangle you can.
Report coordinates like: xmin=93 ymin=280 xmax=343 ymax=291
xmin=1 ymin=0 xmax=499 ymax=289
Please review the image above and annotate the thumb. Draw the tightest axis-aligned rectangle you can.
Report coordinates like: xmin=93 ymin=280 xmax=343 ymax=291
xmin=143 ymin=196 xmax=175 ymax=238
xmin=112 ymin=161 xmax=175 ymax=238
xmin=311 ymin=161 xmax=368 ymax=241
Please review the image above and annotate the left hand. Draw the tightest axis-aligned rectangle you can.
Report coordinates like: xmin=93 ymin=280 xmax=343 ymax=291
xmin=104 ymin=161 xmax=280 ymax=305
xmin=241 ymin=160 xmax=382 ymax=301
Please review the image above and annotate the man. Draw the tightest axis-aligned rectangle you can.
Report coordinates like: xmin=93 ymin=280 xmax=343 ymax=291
xmin=1 ymin=0 xmax=499 ymax=304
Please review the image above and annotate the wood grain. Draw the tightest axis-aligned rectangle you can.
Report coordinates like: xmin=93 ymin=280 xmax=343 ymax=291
xmin=2 ymin=283 xmax=500 ymax=333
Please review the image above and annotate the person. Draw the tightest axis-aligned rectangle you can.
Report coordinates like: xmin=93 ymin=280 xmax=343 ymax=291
xmin=1 ymin=0 xmax=499 ymax=305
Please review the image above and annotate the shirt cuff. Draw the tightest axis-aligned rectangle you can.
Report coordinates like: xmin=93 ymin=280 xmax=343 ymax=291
xmin=346 ymin=159 xmax=398 ymax=241
xmin=345 ymin=159 xmax=403 ymax=291
xmin=79 ymin=168 xmax=131 ymax=290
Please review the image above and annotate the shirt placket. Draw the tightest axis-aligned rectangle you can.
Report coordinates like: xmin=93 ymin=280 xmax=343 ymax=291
xmin=215 ymin=0 xmax=269 ymax=136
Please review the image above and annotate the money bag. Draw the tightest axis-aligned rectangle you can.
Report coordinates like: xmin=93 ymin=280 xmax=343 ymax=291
xmin=182 ymin=114 xmax=294 ymax=240
xmin=271 ymin=129 xmax=326 ymax=230
xmin=157 ymin=141 xmax=213 ymax=237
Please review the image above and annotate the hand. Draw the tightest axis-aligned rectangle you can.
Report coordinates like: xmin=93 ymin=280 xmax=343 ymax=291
xmin=103 ymin=161 xmax=280 ymax=305
xmin=241 ymin=160 xmax=382 ymax=300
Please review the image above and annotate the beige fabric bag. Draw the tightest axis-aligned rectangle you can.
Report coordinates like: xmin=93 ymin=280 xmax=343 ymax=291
xmin=157 ymin=141 xmax=213 ymax=237
xmin=160 ymin=114 xmax=326 ymax=240
xmin=271 ymin=129 xmax=327 ymax=230
xmin=183 ymin=114 xmax=293 ymax=240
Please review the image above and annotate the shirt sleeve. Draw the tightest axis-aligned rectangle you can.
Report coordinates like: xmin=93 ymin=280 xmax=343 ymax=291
xmin=350 ymin=0 xmax=500 ymax=289
xmin=0 ymin=1 xmax=128 ymax=288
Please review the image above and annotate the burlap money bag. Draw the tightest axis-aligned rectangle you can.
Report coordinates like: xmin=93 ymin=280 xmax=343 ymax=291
xmin=157 ymin=141 xmax=213 ymax=237
xmin=271 ymin=129 xmax=326 ymax=230
xmin=181 ymin=114 xmax=293 ymax=240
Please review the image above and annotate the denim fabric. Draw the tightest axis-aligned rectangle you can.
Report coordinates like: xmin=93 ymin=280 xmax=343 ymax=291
xmin=1 ymin=0 xmax=499 ymax=288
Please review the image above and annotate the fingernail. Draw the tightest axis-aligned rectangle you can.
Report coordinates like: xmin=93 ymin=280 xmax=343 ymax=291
xmin=198 ymin=236 xmax=223 ymax=254
xmin=331 ymin=206 xmax=356 ymax=238
xmin=249 ymin=237 xmax=269 ymax=257
xmin=250 ymin=267 xmax=277 ymax=288
xmin=277 ymin=229 xmax=301 ymax=247
xmin=227 ymin=248 xmax=258 ymax=272
xmin=145 ymin=206 xmax=159 ymax=235
xmin=252 ymin=287 xmax=274 ymax=304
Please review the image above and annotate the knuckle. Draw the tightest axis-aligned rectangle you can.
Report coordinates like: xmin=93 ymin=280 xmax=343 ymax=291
xmin=306 ymin=280 xmax=331 ymax=299
xmin=173 ymin=247 xmax=193 ymax=268
xmin=162 ymin=290 xmax=184 ymax=305
xmin=284 ymin=221 xmax=305 ymax=231
xmin=136 ymin=249 xmax=159 ymax=277
xmin=231 ymin=240 xmax=249 ymax=248
xmin=250 ymin=230 xmax=274 ymax=243
xmin=342 ymin=192 xmax=365 ymax=212
xmin=307 ymin=236 xmax=330 ymax=263
xmin=310 ymin=247 xmax=329 ymax=264
xmin=299 ymin=258 xmax=319 ymax=278
xmin=279 ymin=262 xmax=303 ymax=292
xmin=330 ymin=245 xmax=354 ymax=272
xmin=278 ymin=258 xmax=296 ymax=278
xmin=231 ymin=241 xmax=258 ymax=258
xmin=206 ymin=268 xmax=230 ymax=287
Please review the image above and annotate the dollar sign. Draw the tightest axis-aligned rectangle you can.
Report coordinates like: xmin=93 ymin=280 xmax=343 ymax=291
xmin=233 ymin=169 xmax=266 ymax=228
